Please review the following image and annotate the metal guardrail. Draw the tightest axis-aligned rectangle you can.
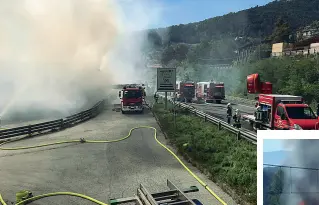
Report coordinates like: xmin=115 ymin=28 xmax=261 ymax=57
xmin=0 ymin=100 xmax=105 ymax=140
xmin=158 ymin=95 xmax=257 ymax=144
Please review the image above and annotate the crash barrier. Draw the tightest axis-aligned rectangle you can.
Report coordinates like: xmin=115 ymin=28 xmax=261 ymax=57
xmin=0 ymin=100 xmax=105 ymax=140
xmin=158 ymin=95 xmax=257 ymax=144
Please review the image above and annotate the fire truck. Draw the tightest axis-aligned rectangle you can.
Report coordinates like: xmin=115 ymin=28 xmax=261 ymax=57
xmin=118 ymin=84 xmax=145 ymax=114
xmin=241 ymin=73 xmax=319 ymax=130
xmin=196 ymin=81 xmax=225 ymax=103
xmin=196 ymin=82 xmax=210 ymax=101
xmin=175 ymin=81 xmax=196 ymax=103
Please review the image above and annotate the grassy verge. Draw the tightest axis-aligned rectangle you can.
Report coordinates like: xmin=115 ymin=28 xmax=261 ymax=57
xmin=152 ymin=101 xmax=257 ymax=204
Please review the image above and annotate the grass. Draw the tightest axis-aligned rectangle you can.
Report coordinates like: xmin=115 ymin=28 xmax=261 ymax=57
xmin=152 ymin=100 xmax=257 ymax=204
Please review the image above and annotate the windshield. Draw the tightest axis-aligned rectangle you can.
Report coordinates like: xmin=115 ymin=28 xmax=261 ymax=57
xmin=123 ymin=90 xmax=142 ymax=98
xmin=286 ymin=107 xmax=317 ymax=119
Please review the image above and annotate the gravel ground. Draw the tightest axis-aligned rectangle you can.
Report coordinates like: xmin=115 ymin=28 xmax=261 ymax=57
xmin=0 ymin=104 xmax=237 ymax=205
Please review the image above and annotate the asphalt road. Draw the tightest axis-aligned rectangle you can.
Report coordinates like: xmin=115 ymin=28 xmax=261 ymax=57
xmin=189 ymin=101 xmax=256 ymax=133
xmin=0 ymin=104 xmax=237 ymax=205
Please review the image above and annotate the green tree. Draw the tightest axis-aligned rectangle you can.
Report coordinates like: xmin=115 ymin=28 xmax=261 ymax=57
xmin=268 ymin=169 xmax=284 ymax=205
xmin=269 ymin=17 xmax=291 ymax=43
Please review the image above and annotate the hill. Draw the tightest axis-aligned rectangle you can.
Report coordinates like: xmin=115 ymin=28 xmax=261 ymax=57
xmin=144 ymin=0 xmax=319 ymax=105
xmin=148 ymin=0 xmax=319 ymax=46
xmin=146 ymin=0 xmax=319 ymax=67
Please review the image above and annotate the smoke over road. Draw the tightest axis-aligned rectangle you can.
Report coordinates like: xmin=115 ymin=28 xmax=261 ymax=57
xmin=281 ymin=139 xmax=319 ymax=205
xmin=0 ymin=0 xmax=162 ymax=123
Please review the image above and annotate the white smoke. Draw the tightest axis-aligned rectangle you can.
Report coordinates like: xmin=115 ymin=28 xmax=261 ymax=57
xmin=0 ymin=0 xmax=163 ymax=122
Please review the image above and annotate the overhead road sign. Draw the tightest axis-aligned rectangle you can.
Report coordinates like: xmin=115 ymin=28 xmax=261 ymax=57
xmin=157 ymin=67 xmax=176 ymax=92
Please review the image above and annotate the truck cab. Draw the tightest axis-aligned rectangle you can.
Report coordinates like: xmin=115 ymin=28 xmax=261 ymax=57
xmin=176 ymin=81 xmax=196 ymax=103
xmin=206 ymin=82 xmax=225 ymax=104
xmin=196 ymin=82 xmax=210 ymax=101
xmin=118 ymin=84 xmax=145 ymax=114
xmin=279 ymin=103 xmax=318 ymax=130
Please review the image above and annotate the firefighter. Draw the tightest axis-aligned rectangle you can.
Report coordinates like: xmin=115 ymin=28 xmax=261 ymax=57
xmin=233 ymin=109 xmax=241 ymax=128
xmin=154 ymin=92 xmax=158 ymax=103
xmin=226 ymin=103 xmax=232 ymax=124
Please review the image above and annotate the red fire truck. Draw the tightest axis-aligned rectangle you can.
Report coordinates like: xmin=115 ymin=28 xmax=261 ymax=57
xmin=196 ymin=81 xmax=225 ymax=104
xmin=196 ymin=82 xmax=210 ymax=101
xmin=175 ymin=81 xmax=196 ymax=103
xmin=242 ymin=73 xmax=319 ymax=130
xmin=118 ymin=84 xmax=145 ymax=114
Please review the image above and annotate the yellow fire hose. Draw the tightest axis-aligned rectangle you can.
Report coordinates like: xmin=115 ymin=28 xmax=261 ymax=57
xmin=0 ymin=126 xmax=227 ymax=205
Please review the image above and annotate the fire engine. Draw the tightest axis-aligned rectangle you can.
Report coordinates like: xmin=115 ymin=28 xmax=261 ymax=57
xmin=241 ymin=73 xmax=319 ymax=130
xmin=175 ymin=81 xmax=196 ymax=103
xmin=118 ymin=84 xmax=145 ymax=114
xmin=196 ymin=81 xmax=225 ymax=103
xmin=196 ymin=82 xmax=209 ymax=101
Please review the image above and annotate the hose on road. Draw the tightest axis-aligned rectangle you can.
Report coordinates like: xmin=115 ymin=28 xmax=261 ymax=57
xmin=0 ymin=126 xmax=227 ymax=205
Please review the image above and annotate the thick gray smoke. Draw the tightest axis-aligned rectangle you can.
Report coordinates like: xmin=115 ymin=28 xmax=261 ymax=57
xmin=281 ymin=139 xmax=319 ymax=205
xmin=0 ymin=0 xmax=162 ymax=123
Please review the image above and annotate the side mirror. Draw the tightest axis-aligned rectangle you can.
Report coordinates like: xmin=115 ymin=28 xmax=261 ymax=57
xmin=118 ymin=91 xmax=121 ymax=98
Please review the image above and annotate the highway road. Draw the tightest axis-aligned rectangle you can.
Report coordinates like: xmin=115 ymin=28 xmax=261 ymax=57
xmin=0 ymin=104 xmax=237 ymax=205
xmin=188 ymin=101 xmax=256 ymax=133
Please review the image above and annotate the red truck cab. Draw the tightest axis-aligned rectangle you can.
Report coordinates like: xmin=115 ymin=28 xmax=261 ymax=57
xmin=176 ymin=81 xmax=196 ymax=103
xmin=206 ymin=82 xmax=225 ymax=104
xmin=118 ymin=84 xmax=145 ymax=114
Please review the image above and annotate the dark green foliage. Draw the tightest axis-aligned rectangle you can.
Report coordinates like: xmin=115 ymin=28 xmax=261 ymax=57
xmin=263 ymin=167 xmax=285 ymax=205
xmin=147 ymin=0 xmax=319 ymax=46
xmin=153 ymin=102 xmax=257 ymax=204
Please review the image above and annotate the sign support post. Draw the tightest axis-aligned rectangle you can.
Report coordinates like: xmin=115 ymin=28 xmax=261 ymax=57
xmin=165 ymin=92 xmax=168 ymax=110
xmin=157 ymin=67 xmax=176 ymax=111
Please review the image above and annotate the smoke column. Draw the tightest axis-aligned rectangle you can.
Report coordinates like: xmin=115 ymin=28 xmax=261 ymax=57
xmin=281 ymin=139 xmax=319 ymax=205
xmin=0 ymin=0 xmax=162 ymax=123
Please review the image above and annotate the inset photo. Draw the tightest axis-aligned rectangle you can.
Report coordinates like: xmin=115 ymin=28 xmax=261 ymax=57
xmin=257 ymin=131 xmax=319 ymax=205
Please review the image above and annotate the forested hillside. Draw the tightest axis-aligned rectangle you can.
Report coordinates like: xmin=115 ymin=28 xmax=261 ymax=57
xmin=148 ymin=0 xmax=319 ymax=47
xmin=145 ymin=0 xmax=319 ymax=104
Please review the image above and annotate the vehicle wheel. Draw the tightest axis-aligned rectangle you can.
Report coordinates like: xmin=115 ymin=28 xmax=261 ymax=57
xmin=122 ymin=110 xmax=126 ymax=114
xmin=216 ymin=100 xmax=221 ymax=104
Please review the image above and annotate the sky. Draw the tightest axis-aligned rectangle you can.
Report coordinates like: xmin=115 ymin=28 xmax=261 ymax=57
xmin=148 ymin=0 xmax=274 ymax=28
xmin=263 ymin=139 xmax=286 ymax=152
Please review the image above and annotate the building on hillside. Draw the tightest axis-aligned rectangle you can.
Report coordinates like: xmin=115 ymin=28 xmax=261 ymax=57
xmin=271 ymin=34 xmax=319 ymax=57
xmin=271 ymin=42 xmax=294 ymax=57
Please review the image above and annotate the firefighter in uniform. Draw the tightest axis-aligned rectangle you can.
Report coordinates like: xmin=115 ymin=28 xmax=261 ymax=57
xmin=226 ymin=103 xmax=232 ymax=124
xmin=233 ymin=109 xmax=241 ymax=128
